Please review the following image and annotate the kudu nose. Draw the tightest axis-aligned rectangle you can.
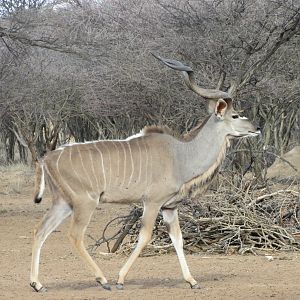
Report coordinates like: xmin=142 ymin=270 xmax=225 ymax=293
xmin=256 ymin=126 xmax=262 ymax=134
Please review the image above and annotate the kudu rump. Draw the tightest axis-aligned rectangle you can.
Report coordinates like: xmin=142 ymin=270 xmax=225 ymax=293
xmin=30 ymin=54 xmax=260 ymax=292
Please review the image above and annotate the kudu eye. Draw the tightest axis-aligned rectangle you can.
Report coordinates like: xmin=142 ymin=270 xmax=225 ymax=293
xmin=232 ymin=115 xmax=239 ymax=119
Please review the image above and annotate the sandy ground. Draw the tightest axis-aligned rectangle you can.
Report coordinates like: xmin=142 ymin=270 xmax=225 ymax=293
xmin=1 ymin=185 xmax=300 ymax=300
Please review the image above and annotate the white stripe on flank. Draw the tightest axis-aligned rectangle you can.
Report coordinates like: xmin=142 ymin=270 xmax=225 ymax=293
xmin=56 ymin=148 xmax=76 ymax=195
xmin=143 ymin=139 xmax=149 ymax=185
xmin=112 ymin=141 xmax=120 ymax=181
xmin=89 ymin=150 xmax=100 ymax=193
xmin=119 ymin=141 xmax=127 ymax=187
xmin=93 ymin=143 xmax=107 ymax=191
xmin=86 ymin=191 xmax=98 ymax=202
xmin=136 ymin=139 xmax=142 ymax=184
xmin=78 ymin=147 xmax=93 ymax=188
xmin=102 ymin=142 xmax=112 ymax=188
xmin=70 ymin=147 xmax=85 ymax=190
xmin=37 ymin=163 xmax=45 ymax=199
xmin=56 ymin=149 xmax=64 ymax=172
xmin=127 ymin=142 xmax=134 ymax=186
xmin=149 ymin=143 xmax=153 ymax=185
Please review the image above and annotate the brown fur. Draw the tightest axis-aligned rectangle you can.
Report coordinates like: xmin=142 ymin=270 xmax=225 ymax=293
xmin=143 ymin=125 xmax=176 ymax=136
xmin=183 ymin=116 xmax=210 ymax=142
xmin=143 ymin=116 xmax=210 ymax=142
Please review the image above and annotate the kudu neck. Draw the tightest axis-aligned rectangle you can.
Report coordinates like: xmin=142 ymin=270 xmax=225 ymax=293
xmin=178 ymin=115 xmax=229 ymax=184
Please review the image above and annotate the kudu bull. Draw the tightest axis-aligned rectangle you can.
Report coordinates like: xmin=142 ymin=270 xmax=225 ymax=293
xmin=30 ymin=54 xmax=260 ymax=292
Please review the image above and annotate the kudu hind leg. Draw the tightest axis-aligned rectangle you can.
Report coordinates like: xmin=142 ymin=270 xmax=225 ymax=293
xmin=30 ymin=201 xmax=72 ymax=292
xmin=68 ymin=205 xmax=110 ymax=290
xmin=117 ymin=204 xmax=160 ymax=289
xmin=162 ymin=208 xmax=200 ymax=289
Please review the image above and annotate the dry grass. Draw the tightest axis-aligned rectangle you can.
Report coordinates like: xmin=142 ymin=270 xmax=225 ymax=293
xmin=0 ymin=163 xmax=34 ymax=195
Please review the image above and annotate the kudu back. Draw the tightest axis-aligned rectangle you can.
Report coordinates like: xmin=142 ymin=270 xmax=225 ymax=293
xmin=30 ymin=54 xmax=260 ymax=292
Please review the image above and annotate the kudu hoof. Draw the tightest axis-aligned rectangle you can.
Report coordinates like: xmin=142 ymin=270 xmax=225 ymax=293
xmin=30 ymin=282 xmax=47 ymax=292
xmin=101 ymin=283 xmax=112 ymax=291
xmin=96 ymin=278 xmax=111 ymax=291
xmin=116 ymin=283 xmax=124 ymax=290
xmin=190 ymin=283 xmax=201 ymax=289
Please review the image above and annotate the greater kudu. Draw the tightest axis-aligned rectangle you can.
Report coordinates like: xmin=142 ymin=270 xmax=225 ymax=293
xmin=30 ymin=54 xmax=260 ymax=292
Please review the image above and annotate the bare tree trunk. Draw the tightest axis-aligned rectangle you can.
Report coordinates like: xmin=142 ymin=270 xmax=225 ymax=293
xmin=4 ymin=132 xmax=15 ymax=163
xmin=18 ymin=141 xmax=28 ymax=164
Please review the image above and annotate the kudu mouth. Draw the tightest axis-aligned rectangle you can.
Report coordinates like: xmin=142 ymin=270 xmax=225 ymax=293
xmin=243 ymin=130 xmax=261 ymax=137
xmin=248 ymin=130 xmax=261 ymax=136
xmin=232 ymin=130 xmax=261 ymax=138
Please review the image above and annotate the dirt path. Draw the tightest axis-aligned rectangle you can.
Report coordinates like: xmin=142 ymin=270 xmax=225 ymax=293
xmin=0 ymin=191 xmax=300 ymax=300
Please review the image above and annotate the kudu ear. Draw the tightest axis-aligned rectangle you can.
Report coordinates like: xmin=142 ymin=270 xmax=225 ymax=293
xmin=214 ymin=99 xmax=228 ymax=119
xmin=208 ymin=98 xmax=233 ymax=118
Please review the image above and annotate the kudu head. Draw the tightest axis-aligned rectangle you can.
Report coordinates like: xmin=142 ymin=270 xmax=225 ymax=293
xmin=152 ymin=53 xmax=260 ymax=138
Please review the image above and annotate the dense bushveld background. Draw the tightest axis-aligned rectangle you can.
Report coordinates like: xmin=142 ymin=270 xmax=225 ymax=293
xmin=0 ymin=0 xmax=299 ymax=177
xmin=0 ymin=0 xmax=300 ymax=257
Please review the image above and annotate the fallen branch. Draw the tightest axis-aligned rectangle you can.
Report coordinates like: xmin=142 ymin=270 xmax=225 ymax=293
xmin=90 ymin=182 xmax=300 ymax=254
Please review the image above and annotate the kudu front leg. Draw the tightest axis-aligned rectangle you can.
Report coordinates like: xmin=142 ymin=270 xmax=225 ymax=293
xmin=116 ymin=204 xmax=160 ymax=289
xmin=162 ymin=208 xmax=200 ymax=289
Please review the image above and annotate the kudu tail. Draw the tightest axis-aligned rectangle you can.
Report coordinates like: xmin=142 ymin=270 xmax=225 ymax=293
xmin=33 ymin=161 xmax=45 ymax=204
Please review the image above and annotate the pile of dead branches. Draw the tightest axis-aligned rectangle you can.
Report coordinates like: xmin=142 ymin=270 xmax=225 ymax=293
xmin=90 ymin=179 xmax=300 ymax=255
